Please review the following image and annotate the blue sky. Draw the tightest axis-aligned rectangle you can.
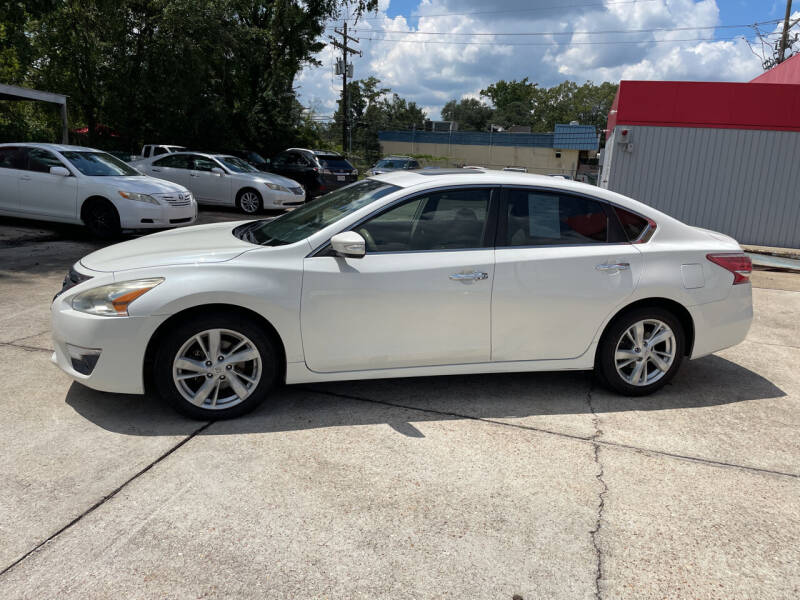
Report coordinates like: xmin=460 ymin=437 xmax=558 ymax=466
xmin=297 ymin=1 xmax=797 ymax=119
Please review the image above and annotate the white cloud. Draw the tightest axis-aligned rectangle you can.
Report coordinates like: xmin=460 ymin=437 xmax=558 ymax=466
xmin=297 ymin=0 xmax=766 ymax=120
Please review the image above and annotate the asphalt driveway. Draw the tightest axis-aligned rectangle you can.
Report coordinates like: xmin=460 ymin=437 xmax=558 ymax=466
xmin=0 ymin=213 xmax=798 ymax=599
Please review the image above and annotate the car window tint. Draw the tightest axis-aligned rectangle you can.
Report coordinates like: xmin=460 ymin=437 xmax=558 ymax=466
xmin=614 ymin=206 xmax=650 ymax=241
xmin=505 ymin=190 xmax=608 ymax=246
xmin=358 ymin=188 xmax=490 ymax=252
xmin=319 ymin=157 xmax=353 ymax=171
xmin=154 ymin=154 xmax=191 ymax=168
xmin=25 ymin=148 xmax=65 ymax=173
xmin=153 ymin=146 xmax=167 ymax=156
xmin=191 ymin=156 xmax=218 ymax=171
xmin=0 ymin=147 xmax=24 ymax=169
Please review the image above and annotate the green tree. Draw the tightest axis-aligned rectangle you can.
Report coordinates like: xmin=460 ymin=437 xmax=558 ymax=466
xmin=530 ymin=81 xmax=618 ymax=133
xmin=480 ymin=77 xmax=537 ymax=128
xmin=441 ymin=98 xmax=493 ymax=131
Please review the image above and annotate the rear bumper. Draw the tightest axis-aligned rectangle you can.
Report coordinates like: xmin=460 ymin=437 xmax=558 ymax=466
xmin=688 ymin=284 xmax=753 ymax=359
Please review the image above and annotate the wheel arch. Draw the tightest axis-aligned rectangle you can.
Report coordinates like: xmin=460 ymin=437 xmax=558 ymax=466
xmin=143 ymin=303 xmax=287 ymax=393
xmin=597 ymin=297 xmax=695 ymax=361
xmin=80 ymin=194 xmax=118 ymax=223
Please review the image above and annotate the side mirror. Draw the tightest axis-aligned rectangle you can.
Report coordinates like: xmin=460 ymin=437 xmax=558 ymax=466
xmin=330 ymin=231 xmax=366 ymax=258
xmin=50 ymin=166 xmax=70 ymax=177
xmin=211 ymin=167 xmax=225 ymax=175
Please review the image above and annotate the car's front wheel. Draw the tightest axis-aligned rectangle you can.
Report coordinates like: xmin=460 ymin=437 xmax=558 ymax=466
xmin=236 ymin=188 xmax=263 ymax=215
xmin=153 ymin=313 xmax=277 ymax=419
xmin=596 ymin=307 xmax=685 ymax=396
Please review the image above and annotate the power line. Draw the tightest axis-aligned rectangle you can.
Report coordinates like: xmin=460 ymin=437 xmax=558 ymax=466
xmin=347 ymin=0 xmax=659 ymax=22
xmin=359 ymin=35 xmax=756 ymax=47
xmin=352 ymin=19 xmax=782 ymax=38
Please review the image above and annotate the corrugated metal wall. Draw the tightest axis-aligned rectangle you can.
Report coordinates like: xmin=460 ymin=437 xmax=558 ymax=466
xmin=601 ymin=125 xmax=800 ymax=248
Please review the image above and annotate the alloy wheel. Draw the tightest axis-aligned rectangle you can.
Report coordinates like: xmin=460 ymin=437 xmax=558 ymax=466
xmin=172 ymin=328 xmax=262 ymax=409
xmin=614 ymin=319 xmax=676 ymax=386
xmin=239 ymin=191 xmax=261 ymax=214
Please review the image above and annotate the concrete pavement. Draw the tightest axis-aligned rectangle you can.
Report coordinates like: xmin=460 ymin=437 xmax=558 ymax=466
xmin=0 ymin=213 xmax=798 ymax=599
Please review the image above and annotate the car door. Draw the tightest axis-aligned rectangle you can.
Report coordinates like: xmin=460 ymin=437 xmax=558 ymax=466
xmin=301 ymin=187 xmax=498 ymax=373
xmin=0 ymin=146 xmax=24 ymax=212
xmin=188 ymin=155 xmax=232 ymax=205
xmin=147 ymin=153 xmax=192 ymax=188
xmin=17 ymin=147 xmax=78 ymax=219
xmin=491 ymin=187 xmax=643 ymax=362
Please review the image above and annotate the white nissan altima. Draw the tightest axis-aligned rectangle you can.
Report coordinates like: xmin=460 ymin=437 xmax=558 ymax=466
xmin=51 ymin=170 xmax=753 ymax=419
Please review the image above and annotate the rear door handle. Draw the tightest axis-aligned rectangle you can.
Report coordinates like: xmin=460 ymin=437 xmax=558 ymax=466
xmin=596 ymin=262 xmax=630 ymax=271
xmin=449 ymin=271 xmax=489 ymax=281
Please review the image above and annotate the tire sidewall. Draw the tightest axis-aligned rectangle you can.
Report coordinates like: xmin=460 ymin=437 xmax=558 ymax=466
xmin=153 ymin=313 xmax=277 ymax=420
xmin=598 ymin=307 xmax=685 ymax=396
xmin=236 ymin=188 xmax=263 ymax=215
xmin=85 ymin=201 xmax=120 ymax=239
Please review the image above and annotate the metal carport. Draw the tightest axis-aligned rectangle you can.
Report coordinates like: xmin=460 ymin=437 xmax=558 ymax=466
xmin=0 ymin=83 xmax=68 ymax=143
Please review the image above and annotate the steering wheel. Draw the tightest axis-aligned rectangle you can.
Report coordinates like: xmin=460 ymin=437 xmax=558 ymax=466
xmin=358 ymin=227 xmax=377 ymax=252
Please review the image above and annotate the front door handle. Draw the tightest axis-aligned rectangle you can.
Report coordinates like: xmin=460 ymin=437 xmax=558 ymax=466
xmin=189 ymin=172 xmax=199 ymax=177
xmin=596 ymin=262 xmax=630 ymax=271
xmin=449 ymin=271 xmax=489 ymax=281
xmin=19 ymin=175 xmax=31 ymax=182
xmin=150 ymin=167 xmax=161 ymax=172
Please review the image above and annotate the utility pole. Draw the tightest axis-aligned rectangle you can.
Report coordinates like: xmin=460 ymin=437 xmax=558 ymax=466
xmin=778 ymin=0 xmax=793 ymax=63
xmin=329 ymin=22 xmax=361 ymax=155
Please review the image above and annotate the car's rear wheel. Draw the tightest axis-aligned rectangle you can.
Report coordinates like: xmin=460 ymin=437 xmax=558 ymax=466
xmin=236 ymin=188 xmax=263 ymax=215
xmin=153 ymin=313 xmax=277 ymax=419
xmin=596 ymin=307 xmax=685 ymax=396
xmin=83 ymin=199 xmax=121 ymax=239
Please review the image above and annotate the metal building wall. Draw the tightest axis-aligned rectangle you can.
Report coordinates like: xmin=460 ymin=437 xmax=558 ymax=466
xmin=600 ymin=125 xmax=800 ymax=248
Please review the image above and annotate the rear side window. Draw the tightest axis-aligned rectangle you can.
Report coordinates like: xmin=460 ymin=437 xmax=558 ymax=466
xmin=153 ymin=146 xmax=168 ymax=156
xmin=614 ymin=207 xmax=651 ymax=242
xmin=504 ymin=189 xmax=608 ymax=246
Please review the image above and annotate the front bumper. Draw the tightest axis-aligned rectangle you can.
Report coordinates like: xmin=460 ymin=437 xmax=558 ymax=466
xmin=51 ymin=297 xmax=168 ymax=394
xmin=688 ymin=284 xmax=753 ymax=359
xmin=263 ymin=188 xmax=306 ymax=209
xmin=118 ymin=201 xmax=198 ymax=230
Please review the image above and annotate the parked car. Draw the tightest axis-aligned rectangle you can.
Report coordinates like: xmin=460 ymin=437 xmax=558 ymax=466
xmin=367 ymin=156 xmax=421 ymax=175
xmin=267 ymin=148 xmax=357 ymax=197
xmin=137 ymin=144 xmax=186 ymax=160
xmin=52 ymin=170 xmax=753 ymax=420
xmin=0 ymin=143 xmax=196 ymax=238
xmin=135 ymin=151 xmax=305 ymax=214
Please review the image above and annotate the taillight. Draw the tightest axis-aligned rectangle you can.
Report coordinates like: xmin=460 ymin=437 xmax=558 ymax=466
xmin=706 ymin=253 xmax=752 ymax=284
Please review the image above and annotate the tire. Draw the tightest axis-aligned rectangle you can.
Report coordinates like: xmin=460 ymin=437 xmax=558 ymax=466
xmin=596 ymin=306 xmax=685 ymax=396
xmin=83 ymin=200 xmax=121 ymax=239
xmin=153 ymin=312 xmax=278 ymax=420
xmin=236 ymin=188 xmax=263 ymax=215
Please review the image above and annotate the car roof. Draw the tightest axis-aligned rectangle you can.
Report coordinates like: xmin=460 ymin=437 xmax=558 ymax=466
xmin=368 ymin=168 xmax=675 ymax=223
xmin=0 ymin=142 xmax=99 ymax=152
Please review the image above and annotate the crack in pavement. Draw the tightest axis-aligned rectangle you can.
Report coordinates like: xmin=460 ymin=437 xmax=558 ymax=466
xmin=0 ymin=421 xmax=212 ymax=580
xmin=301 ymin=387 xmax=800 ymax=480
xmin=0 ymin=341 xmax=52 ymax=354
xmin=587 ymin=380 xmax=607 ymax=600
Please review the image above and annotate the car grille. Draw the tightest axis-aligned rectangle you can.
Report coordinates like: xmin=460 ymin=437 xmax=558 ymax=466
xmin=55 ymin=267 xmax=93 ymax=300
xmin=155 ymin=192 xmax=192 ymax=207
xmin=290 ymin=186 xmax=304 ymax=196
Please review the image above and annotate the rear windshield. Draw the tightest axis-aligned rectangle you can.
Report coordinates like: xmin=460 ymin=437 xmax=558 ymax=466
xmin=376 ymin=159 xmax=411 ymax=169
xmin=237 ymin=179 xmax=398 ymax=246
xmin=61 ymin=151 xmax=140 ymax=176
xmin=319 ymin=156 xmax=354 ymax=171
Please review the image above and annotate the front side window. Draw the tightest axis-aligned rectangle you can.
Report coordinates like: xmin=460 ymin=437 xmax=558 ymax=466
xmin=357 ymin=188 xmax=491 ymax=252
xmin=241 ymin=179 xmax=400 ymax=246
xmin=504 ymin=189 xmax=608 ymax=246
xmin=60 ymin=151 xmax=140 ymax=176
xmin=25 ymin=148 xmax=65 ymax=173
xmin=154 ymin=154 xmax=191 ymax=169
xmin=191 ymin=155 xmax=220 ymax=172
xmin=0 ymin=147 xmax=24 ymax=170
xmin=153 ymin=146 xmax=167 ymax=156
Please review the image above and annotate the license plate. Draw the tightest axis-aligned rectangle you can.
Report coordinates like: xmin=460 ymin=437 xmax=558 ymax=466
xmin=337 ymin=175 xmax=345 ymax=181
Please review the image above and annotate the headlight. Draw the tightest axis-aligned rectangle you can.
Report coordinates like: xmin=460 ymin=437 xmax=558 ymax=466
xmin=71 ymin=278 xmax=164 ymax=316
xmin=265 ymin=182 xmax=289 ymax=192
xmin=118 ymin=190 xmax=159 ymax=204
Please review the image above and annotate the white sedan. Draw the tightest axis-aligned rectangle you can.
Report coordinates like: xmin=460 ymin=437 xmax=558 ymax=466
xmin=51 ymin=170 xmax=753 ymax=419
xmin=0 ymin=143 xmax=197 ymax=237
xmin=133 ymin=151 xmax=306 ymax=214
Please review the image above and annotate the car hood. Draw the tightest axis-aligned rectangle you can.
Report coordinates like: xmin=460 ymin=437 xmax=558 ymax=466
xmin=94 ymin=175 xmax=188 ymax=194
xmin=238 ymin=172 xmax=300 ymax=188
xmin=81 ymin=221 xmax=255 ymax=273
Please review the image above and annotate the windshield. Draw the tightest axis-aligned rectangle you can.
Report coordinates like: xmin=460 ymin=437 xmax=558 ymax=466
xmin=61 ymin=151 xmax=140 ymax=176
xmin=318 ymin=156 xmax=354 ymax=171
xmin=240 ymin=179 xmax=399 ymax=246
xmin=218 ymin=156 xmax=259 ymax=173
xmin=376 ymin=159 xmax=410 ymax=169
